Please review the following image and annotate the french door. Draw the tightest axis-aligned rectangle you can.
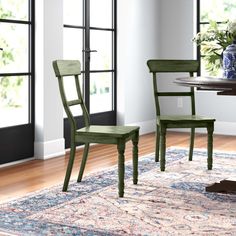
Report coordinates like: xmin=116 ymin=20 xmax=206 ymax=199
xmin=63 ymin=0 xmax=117 ymax=147
xmin=0 ymin=0 xmax=35 ymax=164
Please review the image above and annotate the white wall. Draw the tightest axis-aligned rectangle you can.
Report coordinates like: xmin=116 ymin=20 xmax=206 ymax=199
xmin=157 ymin=0 xmax=195 ymax=117
xmin=34 ymin=0 xmax=65 ymax=159
xmin=117 ymin=0 xmax=160 ymax=134
xmin=159 ymin=0 xmax=194 ymax=59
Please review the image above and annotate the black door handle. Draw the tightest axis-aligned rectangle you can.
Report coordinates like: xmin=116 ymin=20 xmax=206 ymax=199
xmin=82 ymin=49 xmax=97 ymax=53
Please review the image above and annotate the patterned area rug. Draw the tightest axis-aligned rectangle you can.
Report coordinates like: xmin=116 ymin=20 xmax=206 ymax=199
xmin=1 ymin=148 xmax=236 ymax=236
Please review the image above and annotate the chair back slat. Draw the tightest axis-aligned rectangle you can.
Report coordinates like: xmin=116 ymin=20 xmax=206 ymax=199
xmin=147 ymin=60 xmax=199 ymax=116
xmin=53 ymin=60 xmax=90 ymax=132
xmin=53 ymin=60 xmax=81 ymax=77
xmin=156 ymin=92 xmax=192 ymax=97
xmin=67 ymin=99 xmax=82 ymax=106
xmin=147 ymin=60 xmax=199 ymax=73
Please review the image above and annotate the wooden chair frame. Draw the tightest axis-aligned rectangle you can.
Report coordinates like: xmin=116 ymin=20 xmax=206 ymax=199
xmin=147 ymin=59 xmax=215 ymax=171
xmin=53 ymin=60 xmax=139 ymax=197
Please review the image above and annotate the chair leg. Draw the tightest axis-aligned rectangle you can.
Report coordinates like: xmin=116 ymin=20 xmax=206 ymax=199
xmin=160 ymin=126 xmax=166 ymax=171
xmin=132 ymin=131 xmax=139 ymax=185
xmin=207 ymin=124 xmax=214 ymax=170
xmin=189 ymin=128 xmax=195 ymax=161
xmin=63 ymin=141 xmax=76 ymax=192
xmin=117 ymin=140 xmax=125 ymax=197
xmin=77 ymin=143 xmax=90 ymax=182
xmin=155 ymin=125 xmax=160 ymax=162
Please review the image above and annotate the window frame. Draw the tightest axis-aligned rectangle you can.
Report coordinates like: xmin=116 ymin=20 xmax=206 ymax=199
xmin=196 ymin=0 xmax=233 ymax=76
xmin=0 ymin=0 xmax=35 ymax=164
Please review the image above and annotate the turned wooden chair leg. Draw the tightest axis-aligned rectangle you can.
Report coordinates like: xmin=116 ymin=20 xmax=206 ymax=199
xmin=160 ymin=126 xmax=166 ymax=171
xmin=63 ymin=140 xmax=76 ymax=192
xmin=77 ymin=143 xmax=90 ymax=182
xmin=207 ymin=124 xmax=214 ymax=170
xmin=155 ymin=125 xmax=160 ymax=162
xmin=189 ymin=127 xmax=195 ymax=161
xmin=117 ymin=140 xmax=125 ymax=197
xmin=132 ymin=131 xmax=139 ymax=185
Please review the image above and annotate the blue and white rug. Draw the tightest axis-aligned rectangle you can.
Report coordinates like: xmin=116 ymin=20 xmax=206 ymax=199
xmin=0 ymin=147 xmax=236 ymax=235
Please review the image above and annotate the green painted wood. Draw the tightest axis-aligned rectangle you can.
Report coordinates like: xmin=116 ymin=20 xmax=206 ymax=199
xmin=67 ymin=99 xmax=82 ymax=106
xmin=147 ymin=60 xmax=199 ymax=73
xmin=77 ymin=125 xmax=139 ymax=137
xmin=132 ymin=132 xmax=139 ymax=185
xmin=77 ymin=143 xmax=89 ymax=182
xmin=147 ymin=59 xmax=215 ymax=171
xmin=156 ymin=92 xmax=192 ymax=96
xmin=53 ymin=60 xmax=140 ymax=197
xmin=53 ymin=60 xmax=81 ymax=77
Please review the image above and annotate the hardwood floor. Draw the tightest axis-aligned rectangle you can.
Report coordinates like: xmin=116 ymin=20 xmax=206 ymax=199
xmin=1 ymin=131 xmax=236 ymax=202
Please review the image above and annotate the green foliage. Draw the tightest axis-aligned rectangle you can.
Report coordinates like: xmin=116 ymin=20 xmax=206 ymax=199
xmin=193 ymin=20 xmax=236 ymax=75
xmin=0 ymin=77 xmax=23 ymax=107
xmin=0 ymin=6 xmax=13 ymax=19
xmin=0 ymin=5 xmax=22 ymax=108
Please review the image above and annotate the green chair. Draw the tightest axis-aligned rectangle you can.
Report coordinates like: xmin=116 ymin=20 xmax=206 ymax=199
xmin=53 ymin=60 xmax=139 ymax=197
xmin=147 ymin=60 xmax=215 ymax=171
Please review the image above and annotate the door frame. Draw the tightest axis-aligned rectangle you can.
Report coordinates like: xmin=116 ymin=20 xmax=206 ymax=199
xmin=0 ymin=0 xmax=35 ymax=164
xmin=63 ymin=0 xmax=117 ymax=148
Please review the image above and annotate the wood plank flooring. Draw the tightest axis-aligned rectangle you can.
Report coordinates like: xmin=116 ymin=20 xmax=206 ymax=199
xmin=0 ymin=131 xmax=236 ymax=202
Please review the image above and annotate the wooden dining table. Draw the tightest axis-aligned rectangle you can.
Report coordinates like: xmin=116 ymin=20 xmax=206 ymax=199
xmin=174 ymin=76 xmax=236 ymax=194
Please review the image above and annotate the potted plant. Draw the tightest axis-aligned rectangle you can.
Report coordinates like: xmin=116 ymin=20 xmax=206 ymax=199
xmin=192 ymin=20 xmax=236 ymax=77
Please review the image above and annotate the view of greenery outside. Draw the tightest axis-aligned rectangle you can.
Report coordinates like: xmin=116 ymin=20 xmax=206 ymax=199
xmin=199 ymin=0 xmax=236 ymax=77
xmin=0 ymin=0 xmax=29 ymax=127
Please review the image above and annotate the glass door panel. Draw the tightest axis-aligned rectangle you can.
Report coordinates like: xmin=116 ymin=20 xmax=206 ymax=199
xmin=0 ymin=0 xmax=28 ymax=21
xmin=63 ymin=28 xmax=83 ymax=65
xmin=90 ymin=0 xmax=112 ymax=28
xmin=200 ymin=0 xmax=236 ymax=22
xmin=90 ymin=72 xmax=113 ymax=113
xmin=0 ymin=76 xmax=29 ymax=127
xmin=90 ymin=30 xmax=112 ymax=70
xmin=0 ymin=23 xmax=29 ymax=73
xmin=64 ymin=0 xmax=83 ymax=26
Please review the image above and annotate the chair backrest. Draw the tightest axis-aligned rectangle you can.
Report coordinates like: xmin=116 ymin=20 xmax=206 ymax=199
xmin=147 ymin=59 xmax=199 ymax=116
xmin=52 ymin=60 xmax=90 ymax=132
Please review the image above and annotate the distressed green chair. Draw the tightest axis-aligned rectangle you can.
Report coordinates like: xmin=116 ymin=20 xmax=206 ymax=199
xmin=53 ymin=60 xmax=139 ymax=197
xmin=147 ymin=60 xmax=215 ymax=171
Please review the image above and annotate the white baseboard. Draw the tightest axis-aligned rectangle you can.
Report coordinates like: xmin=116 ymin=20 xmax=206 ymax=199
xmin=214 ymin=121 xmax=236 ymax=136
xmin=127 ymin=119 xmax=156 ymax=135
xmin=34 ymin=138 xmax=65 ymax=160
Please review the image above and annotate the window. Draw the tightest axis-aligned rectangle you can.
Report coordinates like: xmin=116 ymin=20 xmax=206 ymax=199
xmin=197 ymin=0 xmax=236 ymax=76
xmin=0 ymin=0 xmax=34 ymax=164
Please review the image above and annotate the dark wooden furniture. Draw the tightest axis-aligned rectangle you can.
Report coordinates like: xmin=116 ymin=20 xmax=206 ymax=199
xmin=147 ymin=60 xmax=215 ymax=171
xmin=175 ymin=76 xmax=236 ymax=193
xmin=175 ymin=76 xmax=236 ymax=95
xmin=53 ymin=60 xmax=139 ymax=197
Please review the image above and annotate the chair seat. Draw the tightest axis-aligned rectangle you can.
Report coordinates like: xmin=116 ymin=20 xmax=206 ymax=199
xmin=76 ymin=125 xmax=140 ymax=144
xmin=157 ymin=115 xmax=215 ymax=128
